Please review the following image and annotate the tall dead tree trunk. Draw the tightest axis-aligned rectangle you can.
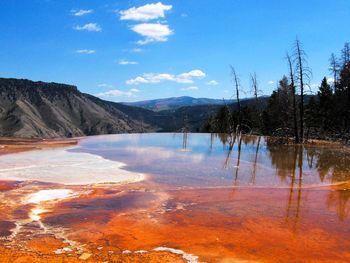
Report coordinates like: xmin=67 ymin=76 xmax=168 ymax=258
xmin=230 ymin=66 xmax=241 ymax=132
xmin=250 ymin=72 xmax=259 ymax=104
xmin=287 ymin=53 xmax=299 ymax=143
xmin=294 ymin=39 xmax=311 ymax=143
xmin=296 ymin=40 xmax=304 ymax=142
xmin=250 ymin=72 xmax=264 ymax=134
xmin=329 ymin=53 xmax=340 ymax=92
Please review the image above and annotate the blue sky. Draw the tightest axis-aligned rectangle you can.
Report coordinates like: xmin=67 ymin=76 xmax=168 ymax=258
xmin=0 ymin=0 xmax=349 ymax=102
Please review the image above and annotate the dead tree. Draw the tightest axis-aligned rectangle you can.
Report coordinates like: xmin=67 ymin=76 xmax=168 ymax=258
xmin=250 ymin=72 xmax=259 ymax=104
xmin=342 ymin=42 xmax=350 ymax=65
xmin=230 ymin=66 xmax=241 ymax=131
xmin=294 ymin=39 xmax=312 ymax=143
xmin=250 ymin=72 xmax=264 ymax=133
xmin=287 ymin=52 xmax=299 ymax=143
xmin=329 ymin=53 xmax=340 ymax=91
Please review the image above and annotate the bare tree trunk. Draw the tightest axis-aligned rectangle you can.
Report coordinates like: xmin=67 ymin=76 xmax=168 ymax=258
xmin=329 ymin=53 xmax=339 ymax=92
xmin=230 ymin=66 xmax=241 ymax=131
xmin=287 ymin=53 xmax=299 ymax=143
xmin=295 ymin=39 xmax=305 ymax=143
xmin=250 ymin=72 xmax=258 ymax=104
xmin=250 ymin=72 xmax=264 ymax=134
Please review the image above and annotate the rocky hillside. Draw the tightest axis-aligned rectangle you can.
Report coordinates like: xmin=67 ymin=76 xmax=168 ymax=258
xmin=0 ymin=78 xmax=158 ymax=138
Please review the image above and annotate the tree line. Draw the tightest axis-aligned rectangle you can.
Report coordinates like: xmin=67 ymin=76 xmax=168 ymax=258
xmin=205 ymin=40 xmax=350 ymax=143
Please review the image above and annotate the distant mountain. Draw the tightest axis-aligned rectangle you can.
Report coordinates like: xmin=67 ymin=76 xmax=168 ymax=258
xmin=124 ymin=96 xmax=234 ymax=111
xmin=0 ymin=78 xmax=159 ymax=138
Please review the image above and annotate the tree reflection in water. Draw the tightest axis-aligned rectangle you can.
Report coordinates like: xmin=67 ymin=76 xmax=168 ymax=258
xmin=215 ymin=133 xmax=350 ymax=222
xmin=327 ymin=188 xmax=350 ymax=221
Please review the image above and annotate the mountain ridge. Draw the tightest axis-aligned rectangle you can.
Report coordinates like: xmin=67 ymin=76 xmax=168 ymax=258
xmin=0 ymin=78 xmax=159 ymax=138
xmin=123 ymin=96 xmax=235 ymax=111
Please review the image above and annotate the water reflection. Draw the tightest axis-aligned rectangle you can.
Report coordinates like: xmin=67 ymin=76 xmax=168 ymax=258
xmin=251 ymin=136 xmax=261 ymax=185
xmin=75 ymin=133 xmax=350 ymax=188
xmin=223 ymin=134 xmax=236 ymax=169
xmin=221 ymin=135 xmax=306 ymax=227
xmin=218 ymin=134 xmax=350 ymax=222
xmin=182 ymin=131 xmax=188 ymax=151
xmin=328 ymin=189 xmax=350 ymax=221
xmin=284 ymin=145 xmax=303 ymax=230
xmin=73 ymin=133 xmax=350 ymax=221
xmin=268 ymin=142 xmax=350 ymax=186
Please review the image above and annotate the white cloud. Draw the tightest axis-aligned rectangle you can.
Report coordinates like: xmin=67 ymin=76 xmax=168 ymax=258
xmin=119 ymin=59 xmax=138 ymax=65
xmin=120 ymin=2 xmax=172 ymax=21
xmin=130 ymin=48 xmax=143 ymax=53
xmin=176 ymin=70 xmax=206 ymax=83
xmin=181 ymin=86 xmax=199 ymax=91
xmin=126 ymin=76 xmax=149 ymax=85
xmin=178 ymin=70 xmax=206 ymax=79
xmin=130 ymin=88 xmax=140 ymax=93
xmin=327 ymin=78 xmax=335 ymax=84
xmin=71 ymin=9 xmax=93 ymax=16
xmin=131 ymin=23 xmax=173 ymax=45
xmin=76 ymin=49 xmax=95 ymax=54
xmin=207 ymin=80 xmax=219 ymax=86
xmin=126 ymin=73 xmax=174 ymax=85
xmin=74 ymin=23 xmax=102 ymax=32
xmin=126 ymin=70 xmax=206 ymax=85
xmin=97 ymin=83 xmax=112 ymax=88
xmin=309 ymin=83 xmax=319 ymax=89
xmin=268 ymin=80 xmax=274 ymax=85
xmin=95 ymin=88 xmax=140 ymax=98
xmin=308 ymin=78 xmax=334 ymax=91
